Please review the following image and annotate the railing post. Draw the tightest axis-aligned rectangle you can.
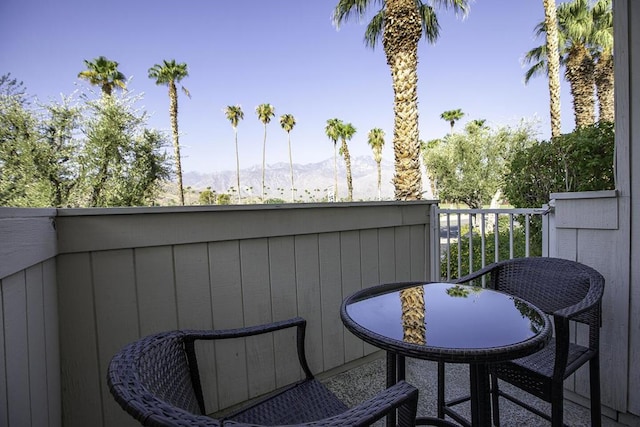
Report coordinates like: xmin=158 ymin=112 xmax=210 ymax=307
xmin=430 ymin=204 xmax=441 ymax=281
xmin=541 ymin=200 xmax=556 ymax=257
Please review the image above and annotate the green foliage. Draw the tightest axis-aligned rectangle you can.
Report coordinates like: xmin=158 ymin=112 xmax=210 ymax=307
xmin=265 ymin=198 xmax=287 ymax=204
xmin=441 ymin=217 xmax=542 ymax=280
xmin=424 ymin=121 xmax=537 ymax=209
xmin=0 ymin=85 xmax=171 ymax=207
xmin=504 ymin=121 xmax=614 ymax=209
xmin=217 ymin=193 xmax=231 ymax=205
xmin=199 ymin=188 xmax=216 ymax=205
xmin=0 ymin=91 xmax=42 ymax=205
xmin=78 ymin=95 xmax=171 ymax=207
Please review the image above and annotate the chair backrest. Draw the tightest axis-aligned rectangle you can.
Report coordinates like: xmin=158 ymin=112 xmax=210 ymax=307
xmin=487 ymin=257 xmax=604 ymax=327
xmin=108 ymin=331 xmax=214 ymax=426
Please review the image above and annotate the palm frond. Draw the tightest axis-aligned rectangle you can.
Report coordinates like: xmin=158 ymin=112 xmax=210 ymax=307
xmin=333 ymin=0 xmax=380 ymax=28
xmin=364 ymin=9 xmax=384 ymax=48
xmin=428 ymin=0 xmax=470 ymax=19
xmin=418 ymin=4 xmax=440 ymax=43
xmin=523 ymin=60 xmax=546 ymax=84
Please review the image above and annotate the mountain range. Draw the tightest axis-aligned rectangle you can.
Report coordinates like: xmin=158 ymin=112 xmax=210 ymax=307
xmin=183 ymin=156 xmax=399 ymax=202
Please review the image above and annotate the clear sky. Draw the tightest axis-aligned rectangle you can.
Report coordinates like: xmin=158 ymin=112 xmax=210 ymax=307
xmin=1 ymin=0 xmax=574 ymax=174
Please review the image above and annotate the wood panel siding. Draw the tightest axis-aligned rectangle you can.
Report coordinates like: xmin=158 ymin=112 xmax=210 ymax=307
xmin=0 ymin=258 xmax=60 ymax=427
xmin=0 ymin=209 xmax=57 ymax=279
xmin=52 ymin=202 xmax=435 ymax=426
xmin=552 ymin=193 xmax=630 ymax=414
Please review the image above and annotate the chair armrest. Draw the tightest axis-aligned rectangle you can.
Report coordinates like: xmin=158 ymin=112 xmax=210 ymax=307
xmin=454 ymin=263 xmax=496 ymax=286
xmin=182 ymin=316 xmax=314 ymax=410
xmin=185 ymin=317 xmax=307 ymax=341
xmin=223 ymin=380 xmax=419 ymax=427
xmin=553 ymin=276 xmax=604 ymax=321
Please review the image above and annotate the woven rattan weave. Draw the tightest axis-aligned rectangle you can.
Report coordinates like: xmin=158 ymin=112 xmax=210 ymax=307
xmin=108 ymin=317 xmax=424 ymax=426
xmin=439 ymin=257 xmax=605 ymax=427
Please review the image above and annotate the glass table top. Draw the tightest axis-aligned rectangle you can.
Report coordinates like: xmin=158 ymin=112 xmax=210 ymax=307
xmin=344 ymin=282 xmax=547 ymax=350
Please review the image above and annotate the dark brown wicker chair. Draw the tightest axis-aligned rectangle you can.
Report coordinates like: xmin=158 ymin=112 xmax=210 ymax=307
xmin=108 ymin=317 xmax=422 ymax=427
xmin=437 ymin=257 xmax=605 ymax=427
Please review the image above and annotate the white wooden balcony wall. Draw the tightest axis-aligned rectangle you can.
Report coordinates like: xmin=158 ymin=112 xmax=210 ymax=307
xmin=53 ymin=202 xmax=434 ymax=427
xmin=0 ymin=208 xmax=60 ymax=427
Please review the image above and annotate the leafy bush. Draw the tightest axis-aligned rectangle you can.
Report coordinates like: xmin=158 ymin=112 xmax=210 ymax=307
xmin=440 ymin=217 xmax=542 ymax=280
xmin=504 ymin=121 xmax=614 ymax=209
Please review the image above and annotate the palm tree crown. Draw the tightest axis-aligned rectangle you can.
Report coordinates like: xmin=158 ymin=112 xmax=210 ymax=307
xmin=78 ymin=56 xmax=127 ymax=96
xmin=225 ymin=105 xmax=244 ymax=129
xmin=280 ymin=114 xmax=296 ymax=133
xmin=148 ymin=60 xmax=190 ymax=95
xmin=441 ymin=109 xmax=465 ymax=133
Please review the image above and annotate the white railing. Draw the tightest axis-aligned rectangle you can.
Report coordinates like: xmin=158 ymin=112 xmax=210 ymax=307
xmin=431 ymin=206 xmax=553 ymax=282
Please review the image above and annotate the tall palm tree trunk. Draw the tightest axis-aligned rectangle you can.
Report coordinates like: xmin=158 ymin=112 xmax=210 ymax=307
xmin=383 ymin=0 xmax=425 ymax=341
xmin=333 ymin=143 xmax=338 ymax=201
xmin=384 ymin=0 xmax=423 ymax=201
xmin=543 ymin=0 xmax=562 ymax=138
xmin=288 ymin=132 xmax=294 ymax=203
xmin=169 ymin=82 xmax=184 ymax=205
xmin=341 ymin=139 xmax=354 ymax=201
xmin=566 ymin=46 xmax=596 ymax=128
xmin=376 ymin=160 xmax=382 ymax=201
xmin=234 ymin=128 xmax=241 ymax=203
xmin=595 ymin=52 xmax=614 ymax=122
xmin=262 ymin=125 xmax=267 ymax=202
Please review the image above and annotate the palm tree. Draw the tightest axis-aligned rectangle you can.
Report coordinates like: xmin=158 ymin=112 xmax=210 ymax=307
xmin=78 ymin=56 xmax=126 ymax=97
xmin=525 ymin=0 xmax=597 ymax=129
xmin=225 ymin=105 xmax=244 ymax=204
xmin=543 ymin=0 xmax=563 ymax=138
xmin=368 ymin=128 xmax=386 ymax=201
xmin=256 ymin=103 xmax=275 ymax=202
xmin=148 ymin=60 xmax=190 ymax=205
xmin=279 ymin=114 xmax=297 ymax=203
xmin=338 ymin=122 xmax=357 ymax=202
xmin=440 ymin=109 xmax=465 ymax=134
xmin=334 ymin=0 xmax=468 ymax=201
xmin=559 ymin=0 xmax=596 ymax=128
xmin=325 ymin=118 xmax=342 ymax=201
xmin=591 ymin=0 xmax=614 ymax=122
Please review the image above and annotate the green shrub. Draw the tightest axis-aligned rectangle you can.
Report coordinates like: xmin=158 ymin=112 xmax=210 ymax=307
xmin=440 ymin=217 xmax=542 ymax=280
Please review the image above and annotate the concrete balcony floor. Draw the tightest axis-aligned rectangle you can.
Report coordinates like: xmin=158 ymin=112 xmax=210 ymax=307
xmin=322 ymin=354 xmax=627 ymax=427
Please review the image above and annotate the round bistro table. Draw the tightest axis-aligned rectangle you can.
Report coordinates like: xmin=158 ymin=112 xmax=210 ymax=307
xmin=340 ymin=282 xmax=552 ymax=427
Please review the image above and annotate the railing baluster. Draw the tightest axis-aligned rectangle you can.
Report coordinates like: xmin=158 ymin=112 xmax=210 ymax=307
xmin=525 ymin=214 xmax=531 ymax=257
xmin=468 ymin=213 xmax=473 ymax=277
xmin=436 ymin=207 xmax=544 ymax=280
xmin=509 ymin=214 xmax=514 ymax=259
xmin=494 ymin=212 xmax=499 ymax=263
xmin=457 ymin=212 xmax=462 ymax=278
xmin=446 ymin=213 xmax=451 ymax=281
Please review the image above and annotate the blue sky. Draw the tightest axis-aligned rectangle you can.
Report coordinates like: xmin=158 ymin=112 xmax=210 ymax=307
xmin=1 ymin=0 xmax=574 ymax=173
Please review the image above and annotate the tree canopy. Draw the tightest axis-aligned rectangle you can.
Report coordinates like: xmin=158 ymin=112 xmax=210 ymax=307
xmin=0 ymin=85 xmax=171 ymax=207
xmin=423 ymin=121 xmax=537 ymax=209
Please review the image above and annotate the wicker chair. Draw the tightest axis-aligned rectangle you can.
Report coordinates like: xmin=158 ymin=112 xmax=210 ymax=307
xmin=437 ymin=257 xmax=604 ymax=427
xmin=108 ymin=316 xmax=423 ymax=427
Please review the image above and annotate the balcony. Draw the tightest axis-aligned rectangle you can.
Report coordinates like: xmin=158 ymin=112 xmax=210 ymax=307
xmin=1 ymin=198 xmax=638 ymax=426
